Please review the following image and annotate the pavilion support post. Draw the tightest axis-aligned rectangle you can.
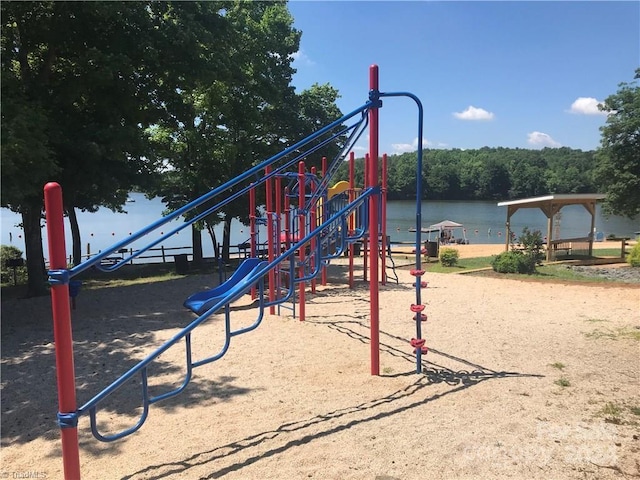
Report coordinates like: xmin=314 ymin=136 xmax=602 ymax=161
xmin=546 ymin=214 xmax=554 ymax=261
xmin=505 ymin=207 xmax=515 ymax=251
xmin=584 ymin=201 xmax=597 ymax=257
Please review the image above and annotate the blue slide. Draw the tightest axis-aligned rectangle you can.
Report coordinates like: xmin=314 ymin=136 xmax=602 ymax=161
xmin=184 ymin=258 xmax=267 ymax=315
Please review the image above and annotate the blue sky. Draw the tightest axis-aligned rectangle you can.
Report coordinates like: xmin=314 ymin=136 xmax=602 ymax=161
xmin=288 ymin=1 xmax=639 ymax=155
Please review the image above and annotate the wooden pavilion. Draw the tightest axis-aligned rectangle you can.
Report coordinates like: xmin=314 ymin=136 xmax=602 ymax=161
xmin=497 ymin=194 xmax=606 ymax=261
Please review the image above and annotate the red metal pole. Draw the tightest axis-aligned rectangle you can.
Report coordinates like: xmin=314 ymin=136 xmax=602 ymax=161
xmin=381 ymin=153 xmax=388 ymax=285
xmin=298 ymin=161 xmax=306 ymax=321
xmin=44 ymin=182 xmax=81 ymax=480
xmin=369 ymin=64 xmax=381 ymax=376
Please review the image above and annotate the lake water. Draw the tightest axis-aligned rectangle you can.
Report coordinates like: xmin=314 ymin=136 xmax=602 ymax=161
xmin=1 ymin=193 xmax=638 ymax=261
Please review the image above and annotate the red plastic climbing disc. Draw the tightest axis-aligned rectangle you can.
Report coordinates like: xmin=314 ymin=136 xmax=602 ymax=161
xmin=410 ymin=338 xmax=426 ymax=348
xmin=410 ymin=304 xmax=425 ymax=312
xmin=409 ymin=269 xmax=425 ymax=277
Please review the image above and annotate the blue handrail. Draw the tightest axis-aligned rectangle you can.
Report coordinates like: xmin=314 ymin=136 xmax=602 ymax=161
xmin=65 ymin=103 xmax=373 ymax=276
xmin=48 ymin=74 xmax=428 ymax=450
xmin=76 ymin=188 xmax=376 ymax=442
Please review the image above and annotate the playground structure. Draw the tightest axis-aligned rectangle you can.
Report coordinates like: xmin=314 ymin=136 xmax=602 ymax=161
xmin=44 ymin=65 xmax=425 ymax=479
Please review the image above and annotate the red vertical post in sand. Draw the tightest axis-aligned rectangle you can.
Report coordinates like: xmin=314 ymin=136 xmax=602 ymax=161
xmin=381 ymin=153 xmax=388 ymax=285
xmin=44 ymin=182 xmax=82 ymax=480
xmin=368 ymin=64 xmax=381 ymax=376
xmin=321 ymin=157 xmax=328 ymax=286
xmin=348 ymin=151 xmax=355 ymax=289
xmin=265 ymin=166 xmax=276 ymax=315
xmin=298 ymin=161 xmax=306 ymax=321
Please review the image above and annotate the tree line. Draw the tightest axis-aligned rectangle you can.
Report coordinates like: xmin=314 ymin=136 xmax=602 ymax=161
xmin=1 ymin=0 xmax=638 ymax=297
xmin=1 ymin=1 xmax=343 ymax=296
xmin=335 ymin=146 xmax=598 ymax=201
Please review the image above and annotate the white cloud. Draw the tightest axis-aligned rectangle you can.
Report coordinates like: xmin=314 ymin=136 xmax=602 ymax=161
xmin=527 ymin=131 xmax=561 ymax=148
xmin=568 ymin=97 xmax=607 ymax=116
xmin=453 ymin=106 xmax=495 ymax=121
xmin=391 ymin=137 xmax=431 ymax=154
xmin=351 ymin=145 xmax=367 ymax=153
xmin=291 ymin=49 xmax=314 ymax=66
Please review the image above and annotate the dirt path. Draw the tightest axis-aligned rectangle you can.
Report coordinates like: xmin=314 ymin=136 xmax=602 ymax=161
xmin=1 ymin=259 xmax=639 ymax=479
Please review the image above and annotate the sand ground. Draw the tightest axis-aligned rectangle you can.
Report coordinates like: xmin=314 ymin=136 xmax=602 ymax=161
xmin=1 ymin=242 xmax=639 ymax=479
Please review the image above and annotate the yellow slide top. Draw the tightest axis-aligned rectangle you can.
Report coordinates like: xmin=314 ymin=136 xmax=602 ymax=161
xmin=327 ymin=181 xmax=350 ymax=200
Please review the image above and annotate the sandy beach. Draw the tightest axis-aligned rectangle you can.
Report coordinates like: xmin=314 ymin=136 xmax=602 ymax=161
xmin=1 ymin=242 xmax=639 ymax=479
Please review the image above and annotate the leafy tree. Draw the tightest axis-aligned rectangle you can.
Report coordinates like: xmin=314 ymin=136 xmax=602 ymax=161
xmin=477 ymin=157 xmax=511 ymax=199
xmin=149 ymin=1 xmax=309 ymax=261
xmin=509 ymin=156 xmax=547 ymax=198
xmin=1 ymin=2 xmax=231 ymax=294
xmin=595 ymin=68 xmax=640 ymax=218
xmin=295 ymin=83 xmax=346 ymax=172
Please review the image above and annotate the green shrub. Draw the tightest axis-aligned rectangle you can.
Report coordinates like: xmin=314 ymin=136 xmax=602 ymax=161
xmin=502 ymin=227 xmax=544 ymax=274
xmin=1 ymin=245 xmax=27 ymax=285
xmin=492 ymin=251 xmax=525 ymax=273
xmin=628 ymin=242 xmax=640 ymax=267
xmin=439 ymin=247 xmax=459 ymax=267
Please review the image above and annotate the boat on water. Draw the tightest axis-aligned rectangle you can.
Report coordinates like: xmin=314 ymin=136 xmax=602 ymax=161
xmin=408 ymin=219 xmax=469 ymax=244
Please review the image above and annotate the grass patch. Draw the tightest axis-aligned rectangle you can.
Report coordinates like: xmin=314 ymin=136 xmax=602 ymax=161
xmin=535 ymin=264 xmax=614 ymax=283
xmin=630 ymin=406 xmax=640 ymax=416
xmin=584 ymin=327 xmax=640 ymax=341
xmin=550 ymin=362 xmax=566 ymax=370
xmin=423 ymin=255 xmax=495 ymax=273
xmin=1 ymin=261 xmax=211 ymax=300
xmin=554 ymin=377 xmax=571 ymax=387
xmin=591 ymin=248 xmax=628 ymax=257
xmin=597 ymin=402 xmax=624 ymax=424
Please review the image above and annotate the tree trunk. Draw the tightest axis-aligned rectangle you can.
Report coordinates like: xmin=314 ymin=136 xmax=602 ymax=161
xmin=67 ymin=205 xmax=82 ymax=266
xmin=22 ymin=206 xmax=49 ymax=297
xmin=205 ymin=221 xmax=220 ymax=258
xmin=191 ymin=223 xmax=203 ymax=266
xmin=223 ymin=216 xmax=232 ymax=261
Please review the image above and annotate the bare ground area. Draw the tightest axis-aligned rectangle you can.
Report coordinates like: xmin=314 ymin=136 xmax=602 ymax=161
xmin=1 ymin=249 xmax=639 ymax=479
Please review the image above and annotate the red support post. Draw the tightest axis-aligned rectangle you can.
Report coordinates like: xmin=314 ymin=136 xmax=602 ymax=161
xmin=44 ymin=182 xmax=82 ymax=480
xmin=298 ymin=161 xmax=306 ymax=321
xmin=368 ymin=64 xmax=381 ymax=376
